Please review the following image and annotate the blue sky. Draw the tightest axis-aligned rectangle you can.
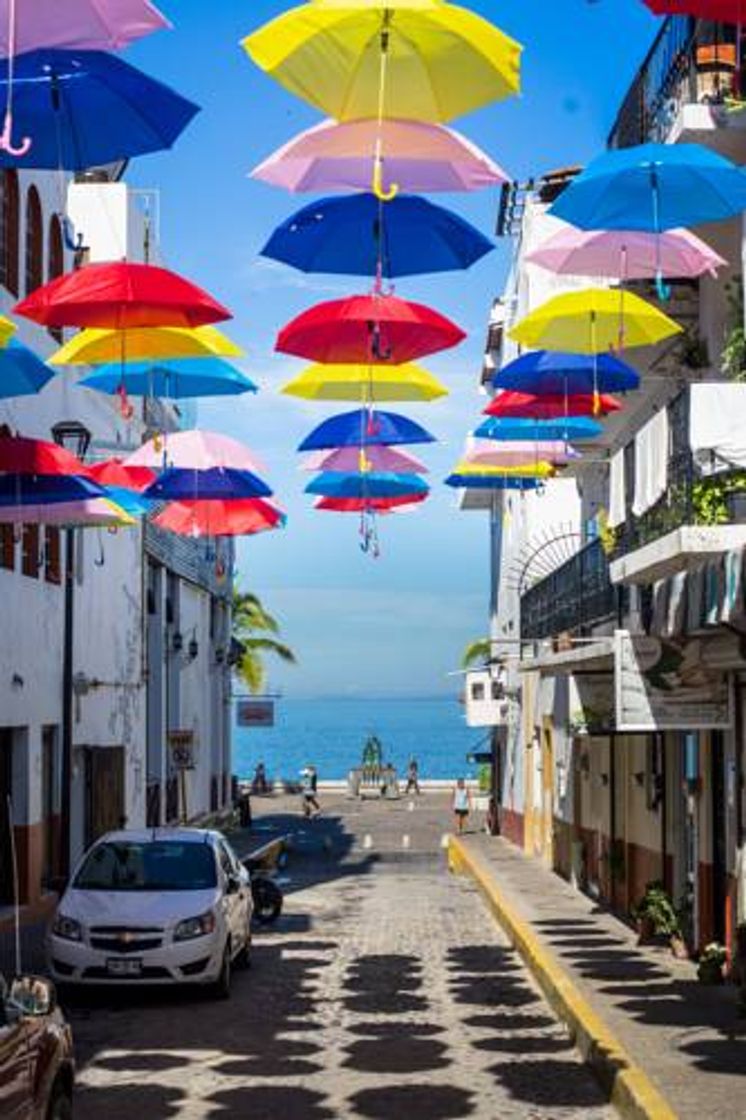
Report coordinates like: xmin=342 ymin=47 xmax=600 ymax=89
xmin=123 ymin=0 xmax=657 ymax=698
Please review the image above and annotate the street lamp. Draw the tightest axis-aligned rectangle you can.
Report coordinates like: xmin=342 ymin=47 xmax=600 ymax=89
xmin=52 ymin=420 xmax=91 ymax=880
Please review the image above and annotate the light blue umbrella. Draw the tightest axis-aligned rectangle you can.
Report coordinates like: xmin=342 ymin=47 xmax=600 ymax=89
xmin=306 ymin=471 xmax=429 ymax=499
xmin=493 ymin=350 xmax=639 ymax=395
xmin=474 ymin=416 xmax=603 ymax=442
xmin=0 ymin=339 xmax=55 ymax=397
xmin=79 ymin=358 xmax=257 ymax=399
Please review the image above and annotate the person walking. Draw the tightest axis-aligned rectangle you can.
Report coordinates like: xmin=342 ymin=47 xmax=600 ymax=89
xmin=300 ymin=764 xmax=321 ymax=818
xmin=406 ymin=756 xmax=421 ymax=795
xmin=452 ymin=777 xmax=471 ymax=834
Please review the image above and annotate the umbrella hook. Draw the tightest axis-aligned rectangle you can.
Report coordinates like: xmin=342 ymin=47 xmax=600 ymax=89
xmin=0 ymin=0 xmax=31 ymax=157
xmin=94 ymin=530 xmax=105 ymax=568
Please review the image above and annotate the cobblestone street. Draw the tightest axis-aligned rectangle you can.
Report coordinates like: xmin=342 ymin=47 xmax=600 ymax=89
xmin=65 ymin=795 xmax=613 ymax=1119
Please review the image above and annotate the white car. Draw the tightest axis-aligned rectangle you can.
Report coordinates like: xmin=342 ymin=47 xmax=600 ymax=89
xmin=47 ymin=828 xmax=252 ymax=998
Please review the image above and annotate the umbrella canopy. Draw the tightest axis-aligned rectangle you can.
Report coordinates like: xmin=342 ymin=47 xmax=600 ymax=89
xmin=251 ymin=117 xmax=508 ymax=194
xmin=444 ymin=471 xmax=543 ymax=490
xmin=0 ymin=49 xmax=198 ymax=170
xmin=153 ymin=498 xmax=285 ymax=538
xmin=464 ymin=438 xmax=580 ymax=467
xmin=525 ymin=226 xmax=725 ymax=281
xmin=0 ymin=1 xmax=169 ymax=54
xmin=475 ymin=416 xmax=604 ymax=442
xmin=0 ymin=474 xmax=106 ymax=505
xmin=126 ymin=430 xmax=264 ymax=473
xmin=242 ymin=1 xmax=522 ymax=123
xmin=0 ymin=497 xmax=135 ymax=526
xmin=643 ymin=1 xmax=745 ymax=22
xmin=300 ymin=445 xmax=428 ymax=473
xmin=277 ymin=293 xmax=465 ymax=364
xmin=0 ymin=434 xmax=86 ymax=474
xmin=50 ymin=325 xmax=243 ymax=366
xmin=79 ymin=357 xmax=256 ymax=398
xmin=0 ymin=338 xmax=55 ymax=397
xmin=508 ymin=288 xmax=681 ymax=353
xmin=549 ymin=142 xmax=746 ymax=232
xmin=484 ymin=390 xmax=621 ymax=420
xmin=86 ymin=459 xmax=155 ymax=491
xmin=298 ymin=408 xmax=436 ymax=451
xmin=143 ymin=467 xmax=272 ymax=502
xmin=16 ymin=261 xmax=230 ymax=331
xmin=262 ymin=193 xmax=493 ymax=278
xmin=282 ymin=361 xmax=447 ymax=402
xmin=493 ymin=350 xmax=639 ymax=395
xmin=306 ymin=471 xmax=429 ymax=499
xmin=449 ymin=461 xmax=556 ymax=479
xmin=315 ymin=493 xmax=428 ymax=512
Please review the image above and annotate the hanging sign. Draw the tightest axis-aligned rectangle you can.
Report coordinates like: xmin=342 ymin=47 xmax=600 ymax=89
xmin=168 ymin=729 xmax=196 ymax=769
xmin=236 ymin=699 xmax=275 ymax=728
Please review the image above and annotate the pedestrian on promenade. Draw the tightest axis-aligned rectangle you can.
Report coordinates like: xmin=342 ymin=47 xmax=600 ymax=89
xmin=301 ymin=764 xmax=321 ymax=818
xmin=252 ymin=760 xmax=269 ymax=795
xmin=406 ymin=756 xmax=421 ymax=795
xmin=452 ymin=777 xmax=471 ymax=834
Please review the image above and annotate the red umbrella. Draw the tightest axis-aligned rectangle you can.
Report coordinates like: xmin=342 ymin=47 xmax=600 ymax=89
xmin=0 ymin=435 xmax=86 ymax=474
xmin=15 ymin=261 xmax=231 ymax=330
xmin=644 ymin=0 xmax=743 ymax=19
xmin=276 ymin=293 xmax=465 ymax=364
xmin=315 ymin=493 xmax=428 ymax=512
xmin=87 ymin=458 xmax=156 ymax=491
xmin=484 ymin=390 xmax=621 ymax=419
xmin=152 ymin=498 xmax=285 ymax=537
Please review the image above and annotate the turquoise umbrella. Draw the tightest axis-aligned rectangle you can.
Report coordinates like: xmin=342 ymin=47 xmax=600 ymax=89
xmin=79 ymin=357 xmax=257 ymax=398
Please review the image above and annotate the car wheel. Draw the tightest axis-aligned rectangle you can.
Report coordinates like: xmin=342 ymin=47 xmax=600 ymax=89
xmin=211 ymin=943 xmax=232 ymax=1000
xmin=47 ymin=1081 xmax=73 ymax=1120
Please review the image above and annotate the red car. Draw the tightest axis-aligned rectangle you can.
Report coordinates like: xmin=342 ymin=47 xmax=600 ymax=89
xmin=0 ymin=973 xmax=74 ymax=1118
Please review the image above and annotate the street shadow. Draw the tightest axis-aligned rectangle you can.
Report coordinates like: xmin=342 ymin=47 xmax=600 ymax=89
xmin=348 ymin=1084 xmax=475 ymax=1119
xmin=343 ymin=1033 xmax=449 ymax=1074
xmin=343 ymin=953 xmax=428 ymax=1015
xmin=473 ymin=1032 xmax=573 ymax=1055
xmin=462 ymin=1010 xmax=556 ymax=1032
xmin=74 ymin=1083 xmax=184 ymax=1118
xmin=347 ymin=1020 xmax=445 ymax=1037
xmin=445 ymin=944 xmax=522 ymax=974
xmin=207 ymin=1086 xmax=335 ymax=1119
xmin=92 ymin=1052 xmax=191 ymax=1073
xmin=491 ymin=1057 xmax=609 ymax=1107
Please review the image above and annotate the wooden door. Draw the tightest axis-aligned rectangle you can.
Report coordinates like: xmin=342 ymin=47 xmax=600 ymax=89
xmin=85 ymin=747 xmax=125 ymax=847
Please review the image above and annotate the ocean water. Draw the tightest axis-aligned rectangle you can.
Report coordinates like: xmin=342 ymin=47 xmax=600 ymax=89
xmin=233 ymin=696 xmax=485 ymax=783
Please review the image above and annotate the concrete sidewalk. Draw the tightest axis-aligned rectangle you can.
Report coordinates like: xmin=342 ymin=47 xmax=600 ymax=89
xmin=451 ymin=834 xmax=745 ymax=1120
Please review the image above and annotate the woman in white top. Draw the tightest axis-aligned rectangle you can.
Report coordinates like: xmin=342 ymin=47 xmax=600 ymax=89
xmin=452 ymin=777 xmax=471 ymax=834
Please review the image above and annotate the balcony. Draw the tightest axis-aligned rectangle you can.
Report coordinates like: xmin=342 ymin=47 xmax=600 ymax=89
xmin=609 ymin=384 xmax=746 ymax=585
xmin=521 ymin=538 xmax=621 ymax=641
xmin=609 ymin=17 xmax=746 ymax=156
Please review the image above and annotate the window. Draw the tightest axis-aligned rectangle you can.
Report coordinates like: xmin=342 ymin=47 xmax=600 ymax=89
xmin=1 ymin=170 xmax=19 ymax=296
xmin=44 ymin=526 xmax=61 ymax=585
xmin=25 ymin=186 xmax=43 ymax=297
xmin=21 ymin=524 xmax=39 ymax=578
xmin=471 ymin=682 xmax=485 ymax=701
xmin=0 ymin=525 xmax=13 ymax=571
xmin=47 ymin=215 xmax=64 ymax=342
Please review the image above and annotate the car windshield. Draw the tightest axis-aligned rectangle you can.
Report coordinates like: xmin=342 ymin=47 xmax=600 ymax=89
xmin=73 ymin=840 xmax=217 ymax=892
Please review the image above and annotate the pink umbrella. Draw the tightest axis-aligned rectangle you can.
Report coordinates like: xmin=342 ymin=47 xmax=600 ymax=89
xmin=251 ymin=117 xmax=508 ymax=194
xmin=464 ymin=438 xmax=581 ymax=467
xmin=0 ymin=498 xmax=133 ymax=526
xmin=525 ymin=226 xmax=725 ymax=280
xmin=300 ymin=446 xmax=428 ymax=474
xmin=0 ymin=1 xmax=170 ymax=54
xmin=125 ymin=430 xmax=265 ymax=474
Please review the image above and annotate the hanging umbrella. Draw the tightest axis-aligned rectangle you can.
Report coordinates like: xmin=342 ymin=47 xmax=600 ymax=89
xmin=484 ymin=390 xmax=622 ymax=419
xmin=262 ymin=193 xmax=493 ymax=279
xmin=143 ymin=467 xmax=272 ymax=502
xmin=0 ymin=497 xmax=135 ymax=526
xmin=475 ymin=416 xmax=604 ymax=442
xmin=300 ymin=445 xmax=428 ymax=473
xmin=444 ymin=471 xmax=543 ymax=491
xmin=50 ymin=325 xmax=243 ymax=367
xmin=493 ymin=350 xmax=639 ymax=395
xmin=86 ymin=459 xmax=155 ymax=491
xmin=126 ymin=430 xmax=264 ymax=473
xmin=153 ymin=497 xmax=285 ymax=538
xmin=315 ymin=493 xmax=428 ymax=512
xmin=306 ymin=471 xmax=429 ymax=499
xmin=282 ymin=361 xmax=447 ymax=402
xmin=0 ymin=434 xmax=86 ymax=473
xmin=16 ymin=261 xmax=230 ymax=331
xmin=448 ymin=461 xmax=556 ymax=480
xmin=0 ymin=474 xmax=106 ymax=504
xmin=508 ymin=288 xmax=681 ymax=353
xmin=277 ymin=293 xmax=465 ymax=364
xmin=0 ymin=1 xmax=169 ymax=54
xmin=464 ymin=438 xmax=580 ymax=468
xmin=643 ymin=1 xmax=744 ymax=22
xmin=251 ymin=117 xmax=508 ymax=194
xmin=525 ymin=226 xmax=726 ymax=281
xmin=79 ymin=357 xmax=256 ymax=399
xmin=0 ymin=338 xmax=55 ymax=397
xmin=298 ymin=409 xmax=435 ymax=451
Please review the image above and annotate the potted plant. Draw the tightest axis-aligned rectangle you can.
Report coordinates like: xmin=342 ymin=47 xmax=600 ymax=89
xmin=631 ymin=881 xmax=682 ymax=949
xmin=697 ymin=942 xmax=727 ymax=985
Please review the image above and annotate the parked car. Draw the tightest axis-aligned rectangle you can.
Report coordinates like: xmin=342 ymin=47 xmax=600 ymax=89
xmin=47 ymin=828 xmax=252 ymax=998
xmin=0 ymin=972 xmax=74 ymax=1119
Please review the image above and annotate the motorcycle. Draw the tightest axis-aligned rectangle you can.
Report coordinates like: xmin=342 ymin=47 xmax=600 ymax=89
xmin=245 ymin=865 xmax=283 ymax=924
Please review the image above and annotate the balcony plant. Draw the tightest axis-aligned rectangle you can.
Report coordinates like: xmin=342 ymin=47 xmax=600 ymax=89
xmin=697 ymin=942 xmax=727 ymax=985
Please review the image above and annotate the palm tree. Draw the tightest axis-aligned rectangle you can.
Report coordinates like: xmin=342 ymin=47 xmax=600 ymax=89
xmin=461 ymin=637 xmax=491 ymax=669
xmin=232 ymin=589 xmax=296 ymax=693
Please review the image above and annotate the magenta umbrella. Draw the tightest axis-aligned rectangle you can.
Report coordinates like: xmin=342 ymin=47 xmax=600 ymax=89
xmin=464 ymin=438 xmax=581 ymax=468
xmin=525 ymin=226 xmax=726 ymax=281
xmin=251 ymin=117 xmax=508 ymax=194
xmin=125 ymin=430 xmax=264 ymax=474
xmin=300 ymin=445 xmax=428 ymax=474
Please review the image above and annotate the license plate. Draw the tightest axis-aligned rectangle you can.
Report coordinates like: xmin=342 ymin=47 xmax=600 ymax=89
xmin=106 ymin=957 xmax=142 ymax=977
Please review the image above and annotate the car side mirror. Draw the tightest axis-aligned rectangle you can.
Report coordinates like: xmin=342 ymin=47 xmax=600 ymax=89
xmin=9 ymin=976 xmax=56 ymax=1017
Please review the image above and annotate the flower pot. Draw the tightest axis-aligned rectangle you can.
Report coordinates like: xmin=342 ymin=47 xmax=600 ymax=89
xmin=637 ymin=915 xmax=656 ymax=944
xmin=697 ymin=958 xmax=724 ymax=985
xmin=670 ymin=935 xmax=689 ymax=960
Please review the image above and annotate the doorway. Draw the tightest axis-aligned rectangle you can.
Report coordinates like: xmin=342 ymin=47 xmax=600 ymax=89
xmin=0 ymin=729 xmax=13 ymax=904
xmin=84 ymin=747 xmax=125 ymax=848
xmin=711 ymin=731 xmax=727 ymax=945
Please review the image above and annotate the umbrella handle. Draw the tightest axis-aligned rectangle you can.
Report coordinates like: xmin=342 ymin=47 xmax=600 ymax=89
xmin=0 ymin=111 xmax=30 ymax=157
xmin=372 ymin=155 xmax=398 ymax=202
xmin=655 ymin=272 xmax=671 ymax=302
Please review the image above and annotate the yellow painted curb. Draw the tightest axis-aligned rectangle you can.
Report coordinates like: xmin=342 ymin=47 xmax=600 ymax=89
xmin=448 ymin=835 xmax=678 ymax=1120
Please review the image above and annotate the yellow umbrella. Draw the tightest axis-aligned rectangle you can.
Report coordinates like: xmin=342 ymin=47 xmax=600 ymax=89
xmin=0 ymin=316 xmax=15 ymax=346
xmin=508 ymin=288 xmax=682 ymax=354
xmin=450 ymin=461 xmax=556 ymax=479
xmin=49 ymin=325 xmax=243 ymax=366
xmin=243 ymin=0 xmax=521 ymax=199
xmin=281 ymin=361 xmax=448 ymax=402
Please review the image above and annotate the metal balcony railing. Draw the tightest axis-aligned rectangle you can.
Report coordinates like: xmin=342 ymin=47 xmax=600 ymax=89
xmin=521 ymin=538 xmax=620 ymax=640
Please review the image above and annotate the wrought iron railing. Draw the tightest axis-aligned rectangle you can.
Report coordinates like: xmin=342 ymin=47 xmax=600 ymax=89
xmin=521 ymin=538 xmax=620 ymax=640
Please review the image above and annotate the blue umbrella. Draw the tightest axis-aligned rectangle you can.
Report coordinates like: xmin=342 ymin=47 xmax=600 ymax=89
xmin=549 ymin=142 xmax=746 ymax=233
xmin=306 ymin=471 xmax=429 ymax=499
xmin=79 ymin=358 xmax=257 ymax=399
xmin=299 ymin=409 xmax=436 ymax=451
xmin=0 ymin=50 xmax=199 ymax=170
xmin=0 ymin=474 xmax=105 ymax=504
xmin=444 ymin=473 xmax=543 ymax=491
xmin=475 ymin=416 xmax=603 ymax=442
xmin=493 ymin=350 xmax=639 ymax=395
xmin=143 ymin=467 xmax=272 ymax=502
xmin=0 ymin=339 xmax=55 ymax=397
xmin=261 ymin=193 xmax=493 ymax=278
